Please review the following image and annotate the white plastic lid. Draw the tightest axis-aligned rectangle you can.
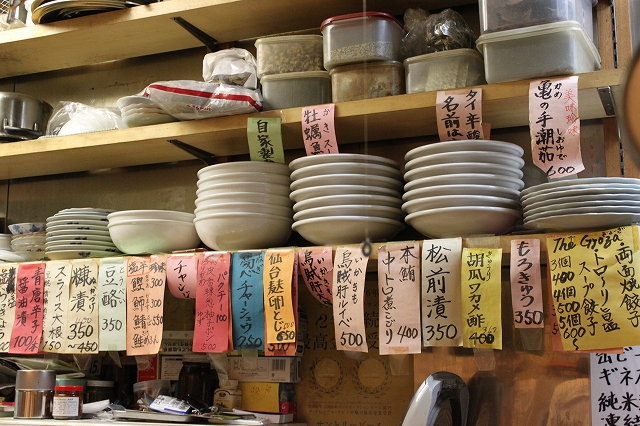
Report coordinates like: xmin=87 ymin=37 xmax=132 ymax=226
xmin=255 ymin=34 xmax=322 ymax=46
xmin=403 ymin=48 xmax=484 ymax=66
xmin=260 ymin=71 xmax=330 ymax=83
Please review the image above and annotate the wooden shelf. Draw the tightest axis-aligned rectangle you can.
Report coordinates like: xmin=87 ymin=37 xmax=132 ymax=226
xmin=0 ymin=68 xmax=623 ymax=180
xmin=0 ymin=0 xmax=474 ymax=79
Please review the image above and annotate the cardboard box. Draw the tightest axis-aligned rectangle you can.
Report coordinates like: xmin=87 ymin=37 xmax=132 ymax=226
xmin=237 ymin=382 xmax=296 ymax=413
xmin=228 ymin=356 xmax=301 ymax=383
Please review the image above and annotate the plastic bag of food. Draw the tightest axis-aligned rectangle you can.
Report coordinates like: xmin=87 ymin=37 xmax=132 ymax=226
xmin=46 ymin=101 xmax=124 ymax=136
xmin=202 ymin=48 xmax=258 ymax=89
xmin=142 ymin=80 xmax=262 ymax=120
xmin=401 ymin=8 xmax=476 ymax=57
xmin=400 ymin=7 xmax=430 ymax=59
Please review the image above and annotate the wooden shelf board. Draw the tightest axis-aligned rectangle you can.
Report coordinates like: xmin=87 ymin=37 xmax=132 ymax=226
xmin=0 ymin=69 xmax=622 ymax=180
xmin=0 ymin=0 xmax=474 ymax=79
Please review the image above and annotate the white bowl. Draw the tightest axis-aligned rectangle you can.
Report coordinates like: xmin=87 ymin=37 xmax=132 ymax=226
xmin=404 ymin=174 xmax=525 ymax=192
xmin=292 ymin=216 xmax=404 ymax=245
xmin=404 ymin=140 xmax=524 ymax=162
xmin=402 ymin=184 xmax=521 ymax=202
xmin=404 ymin=151 xmax=524 ymax=171
xmin=195 ymin=192 xmax=293 ymax=208
xmin=194 ymin=202 xmax=293 ymax=218
xmin=288 ymin=153 xmax=400 ymax=171
xmin=197 ymin=172 xmax=291 ymax=187
xmin=107 ymin=210 xmax=195 ymax=223
xmin=404 ymin=163 xmax=524 ymax=181
xmin=8 ymin=223 xmax=47 ymax=235
xmin=194 ymin=212 xmax=293 ymax=251
xmin=293 ymin=205 xmax=404 ymax=221
xmin=293 ymin=194 xmax=402 ymax=212
xmin=402 ymin=195 xmax=520 ymax=214
xmin=196 ymin=182 xmax=291 ymax=198
xmin=198 ymin=161 xmax=291 ymax=178
xmin=107 ymin=219 xmax=201 ymax=254
xmin=405 ymin=206 xmax=522 ymax=238
xmin=290 ymin=174 xmax=403 ymax=192
xmin=290 ymin=185 xmax=402 ymax=203
xmin=290 ymin=162 xmax=403 ymax=181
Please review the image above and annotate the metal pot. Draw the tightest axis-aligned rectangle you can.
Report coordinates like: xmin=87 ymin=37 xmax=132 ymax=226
xmin=0 ymin=92 xmax=53 ymax=142
xmin=14 ymin=370 xmax=56 ymax=419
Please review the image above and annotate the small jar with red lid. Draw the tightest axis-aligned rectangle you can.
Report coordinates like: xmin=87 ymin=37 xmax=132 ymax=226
xmin=52 ymin=385 xmax=83 ymax=420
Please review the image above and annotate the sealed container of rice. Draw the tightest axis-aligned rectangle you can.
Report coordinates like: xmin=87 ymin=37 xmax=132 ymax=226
xmin=330 ymin=61 xmax=405 ymax=102
xmin=255 ymin=35 xmax=323 ymax=78
xmin=261 ymin=71 xmax=331 ymax=110
xmin=404 ymin=48 xmax=486 ymax=93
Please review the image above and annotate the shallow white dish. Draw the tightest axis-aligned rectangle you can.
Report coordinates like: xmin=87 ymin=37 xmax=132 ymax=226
xmin=123 ymin=112 xmax=178 ymax=128
xmin=521 ymin=185 xmax=640 ymax=205
xmin=290 ymin=174 xmax=403 ymax=192
xmin=404 ymin=151 xmax=524 ymax=171
xmin=108 ymin=219 xmax=201 ymax=254
xmin=196 ymin=182 xmax=291 ymax=198
xmin=197 ymin=172 xmax=291 ymax=187
xmin=44 ymin=239 xmax=116 ymax=248
xmin=523 ymin=193 xmax=640 ymax=212
xmin=47 ymin=219 xmax=109 ymax=228
xmin=405 ymin=206 xmax=521 ymax=238
xmin=404 ymin=173 xmax=525 ymax=192
xmin=46 ymin=229 xmax=111 ymax=237
xmin=290 ymin=162 xmax=403 ymax=181
xmin=120 ymin=102 xmax=162 ymax=113
xmin=45 ymin=250 xmax=120 ymax=260
xmin=47 ymin=214 xmax=108 ymax=223
xmin=197 ymin=161 xmax=291 ymax=178
xmin=404 ymin=140 xmax=524 ymax=162
xmin=46 ymin=234 xmax=113 ymax=243
xmin=194 ymin=202 xmax=293 ymax=218
xmin=196 ymin=192 xmax=293 ymax=208
xmin=525 ymin=205 xmax=640 ymax=222
xmin=402 ymin=184 xmax=520 ymax=202
xmin=290 ymin=185 xmax=402 ymax=203
xmin=404 ymin=162 xmax=524 ymax=181
xmin=293 ymin=194 xmax=402 ymax=212
xmin=12 ymin=251 xmax=47 ymax=261
xmin=525 ymin=199 xmax=640 ymax=216
xmin=56 ymin=207 xmax=114 ymax=215
xmin=121 ymin=106 xmax=167 ymax=117
xmin=107 ymin=210 xmax=195 ymax=223
xmin=520 ymin=177 xmax=640 ymax=198
xmin=45 ymin=224 xmax=110 ymax=233
xmin=293 ymin=204 xmax=404 ymax=221
xmin=402 ymin=194 xmax=520 ymax=214
xmin=288 ymin=153 xmax=400 ymax=171
xmin=45 ymin=243 xmax=120 ymax=252
xmin=117 ymin=95 xmax=157 ymax=109
xmin=0 ymin=250 xmax=26 ymax=262
xmin=292 ymin=216 xmax=404 ymax=245
xmin=524 ymin=212 xmax=640 ymax=232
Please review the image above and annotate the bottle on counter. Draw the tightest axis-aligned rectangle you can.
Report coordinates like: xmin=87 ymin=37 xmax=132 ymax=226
xmin=213 ymin=380 xmax=242 ymax=410
xmin=177 ymin=353 xmax=219 ymax=407
xmin=52 ymin=385 xmax=83 ymax=420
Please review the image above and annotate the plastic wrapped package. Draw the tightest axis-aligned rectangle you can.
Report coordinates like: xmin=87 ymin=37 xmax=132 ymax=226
xmin=202 ymin=48 xmax=258 ymax=89
xmin=46 ymin=101 xmax=124 ymax=136
xmin=401 ymin=8 xmax=476 ymax=57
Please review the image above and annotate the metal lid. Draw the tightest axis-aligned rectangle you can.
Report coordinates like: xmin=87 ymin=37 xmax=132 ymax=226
xmin=320 ymin=11 xmax=404 ymax=32
xmin=15 ymin=370 xmax=56 ymax=391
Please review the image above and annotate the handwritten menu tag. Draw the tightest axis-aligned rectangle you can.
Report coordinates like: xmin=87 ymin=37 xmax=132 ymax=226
xmin=41 ymin=261 xmax=71 ymax=353
xmin=529 ymin=76 xmax=585 ymax=178
xmin=298 ymin=247 xmax=333 ymax=306
xmin=194 ymin=252 xmax=231 ymax=353
xmin=231 ymin=251 xmax=265 ymax=350
xmin=301 ymin=103 xmax=338 ymax=155
xmin=460 ymin=248 xmax=503 ymax=349
xmin=266 ymin=253 xmax=299 ymax=357
xmin=333 ymin=246 xmax=368 ymax=352
xmin=126 ymin=256 xmax=167 ymax=356
xmin=247 ymin=117 xmax=285 ymax=163
xmin=0 ymin=264 xmax=17 ymax=352
xmin=547 ymin=227 xmax=640 ymax=351
xmin=422 ymin=238 xmax=464 ymax=347
xmin=436 ymin=88 xmax=485 ymax=141
xmin=167 ymin=254 xmax=199 ymax=299
xmin=510 ymin=239 xmax=544 ymax=329
xmin=65 ymin=259 xmax=99 ymax=354
xmin=590 ymin=346 xmax=640 ymax=426
xmin=9 ymin=263 xmax=46 ymax=354
xmin=263 ymin=250 xmax=296 ymax=344
xmin=98 ymin=257 xmax=127 ymax=352
xmin=546 ymin=254 xmax=565 ymax=352
xmin=378 ymin=243 xmax=422 ymax=355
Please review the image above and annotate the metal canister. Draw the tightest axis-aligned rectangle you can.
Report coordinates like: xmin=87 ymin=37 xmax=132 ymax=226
xmin=14 ymin=370 xmax=56 ymax=419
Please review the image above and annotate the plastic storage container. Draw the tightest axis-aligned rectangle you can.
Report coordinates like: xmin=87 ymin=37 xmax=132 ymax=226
xmin=177 ymin=354 xmax=219 ymax=406
xmin=320 ymin=12 xmax=405 ymax=70
xmin=261 ymin=71 xmax=331 ymax=110
xmin=132 ymin=379 xmax=171 ymax=408
xmin=85 ymin=380 xmax=115 ymax=403
xmin=255 ymin=35 xmax=323 ymax=78
xmin=476 ymin=21 xmax=600 ymax=84
xmin=330 ymin=61 xmax=405 ymax=102
xmin=479 ymin=0 xmax=595 ymax=40
xmin=404 ymin=49 xmax=486 ymax=94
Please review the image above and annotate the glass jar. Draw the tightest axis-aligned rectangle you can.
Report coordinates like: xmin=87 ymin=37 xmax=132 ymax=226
xmin=177 ymin=354 xmax=219 ymax=406
xmin=52 ymin=385 xmax=83 ymax=420
xmin=85 ymin=380 xmax=115 ymax=403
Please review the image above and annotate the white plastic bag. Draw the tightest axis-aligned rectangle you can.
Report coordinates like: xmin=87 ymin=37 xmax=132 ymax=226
xmin=202 ymin=48 xmax=258 ymax=89
xmin=46 ymin=101 xmax=124 ymax=136
xmin=142 ymin=80 xmax=262 ymax=120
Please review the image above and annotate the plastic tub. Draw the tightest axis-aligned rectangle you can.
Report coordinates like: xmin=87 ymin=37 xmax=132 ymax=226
xmin=261 ymin=71 xmax=331 ymax=110
xmin=404 ymin=49 xmax=486 ymax=94
xmin=476 ymin=21 xmax=600 ymax=84
xmin=320 ymin=12 xmax=405 ymax=70
xmin=330 ymin=61 xmax=405 ymax=102
xmin=479 ymin=0 xmax=595 ymax=40
xmin=255 ymin=35 xmax=323 ymax=78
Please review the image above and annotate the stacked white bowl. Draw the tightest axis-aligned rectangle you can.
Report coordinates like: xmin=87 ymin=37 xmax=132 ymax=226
xmin=402 ymin=140 xmax=526 ymax=238
xmin=117 ymin=95 xmax=177 ymax=128
xmin=289 ymin=153 xmax=405 ymax=245
xmin=194 ymin=161 xmax=294 ymax=251
xmin=107 ymin=210 xmax=200 ymax=254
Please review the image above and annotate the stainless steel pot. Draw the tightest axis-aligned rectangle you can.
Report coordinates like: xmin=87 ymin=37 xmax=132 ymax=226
xmin=0 ymin=92 xmax=53 ymax=142
xmin=14 ymin=370 xmax=56 ymax=419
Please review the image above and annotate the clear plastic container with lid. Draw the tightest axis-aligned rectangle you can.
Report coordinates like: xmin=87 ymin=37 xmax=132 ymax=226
xmin=479 ymin=0 xmax=596 ymax=40
xmin=261 ymin=71 xmax=331 ymax=110
xmin=85 ymin=380 xmax=114 ymax=403
xmin=255 ymin=35 xmax=323 ymax=78
xmin=404 ymin=49 xmax=486 ymax=94
xmin=177 ymin=354 xmax=219 ymax=406
xmin=330 ymin=61 xmax=405 ymax=102
xmin=320 ymin=12 xmax=405 ymax=70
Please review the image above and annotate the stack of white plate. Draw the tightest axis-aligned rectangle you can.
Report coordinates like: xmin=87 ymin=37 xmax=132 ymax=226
xmin=289 ymin=153 xmax=405 ymax=245
xmin=11 ymin=232 xmax=47 ymax=261
xmin=117 ymin=95 xmax=177 ymax=128
xmin=0 ymin=233 xmax=25 ymax=262
xmin=402 ymin=140 xmax=526 ymax=238
xmin=45 ymin=208 xmax=121 ymax=260
xmin=194 ymin=162 xmax=294 ymax=251
xmin=522 ymin=177 xmax=640 ymax=232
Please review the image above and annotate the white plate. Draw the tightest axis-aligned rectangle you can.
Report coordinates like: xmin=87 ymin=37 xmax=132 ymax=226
xmin=120 ymin=102 xmax=162 ymax=113
xmin=121 ymin=106 xmax=167 ymax=117
xmin=290 ymin=174 xmax=403 ymax=192
xmin=402 ymin=195 xmax=520 ymax=214
xmin=520 ymin=177 xmax=640 ymax=198
xmin=290 ymin=185 xmax=402 ymax=203
xmin=525 ymin=205 xmax=640 ymax=222
xmin=47 ymin=214 xmax=108 ymax=223
xmin=524 ymin=213 xmax=640 ymax=232
xmin=117 ymin=95 xmax=157 ymax=110
xmin=292 ymin=216 xmax=404 ymax=245
xmin=46 ymin=234 xmax=113 ymax=242
xmin=293 ymin=205 xmax=404 ymax=222
xmin=46 ymin=229 xmax=111 ymax=237
xmin=45 ymin=224 xmax=110 ymax=233
xmin=123 ymin=112 xmax=178 ymax=128
xmin=402 ymin=184 xmax=520 ymax=202
xmin=404 ymin=140 xmax=524 ymax=162
xmin=47 ymin=219 xmax=109 ymax=228
xmin=46 ymin=243 xmax=120 ymax=252
xmin=45 ymin=250 xmax=122 ymax=260
xmin=404 ymin=173 xmax=525 ymax=192
xmin=44 ymin=239 xmax=116 ymax=248
xmin=0 ymin=250 xmax=26 ymax=262
xmin=57 ymin=207 xmax=114 ymax=214
xmin=288 ymin=153 xmax=400 ymax=171
xmin=290 ymin=162 xmax=403 ymax=181
xmin=523 ymin=193 xmax=640 ymax=212
xmin=522 ymin=185 xmax=640 ymax=205
xmin=404 ymin=151 xmax=524 ymax=171
xmin=405 ymin=206 xmax=521 ymax=238
xmin=293 ymin=194 xmax=402 ymax=212
xmin=404 ymin=163 xmax=524 ymax=181
xmin=198 ymin=161 xmax=291 ymax=178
